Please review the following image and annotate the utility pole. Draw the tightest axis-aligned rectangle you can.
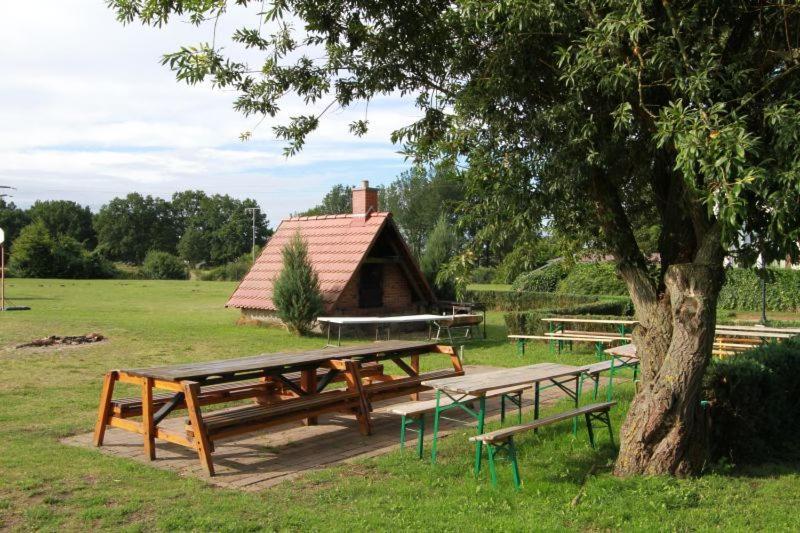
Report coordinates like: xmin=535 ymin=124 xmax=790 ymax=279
xmin=244 ymin=207 xmax=260 ymax=264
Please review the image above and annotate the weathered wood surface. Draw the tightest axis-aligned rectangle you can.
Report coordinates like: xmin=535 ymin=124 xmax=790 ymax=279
xmin=123 ymin=340 xmax=437 ymax=381
xmin=388 ymin=384 xmax=530 ymax=416
xmin=577 ymin=357 xmax=639 ymax=376
xmin=546 ymin=332 xmax=631 ymax=342
xmin=541 ymin=317 xmax=639 ymax=325
xmin=604 ymin=343 xmax=639 ymax=357
xmin=716 ymin=325 xmax=800 ymax=334
xmin=715 ymin=329 xmax=795 ymax=339
xmin=470 ymin=401 xmax=616 ymax=443
xmin=422 ymin=363 xmax=581 ymax=395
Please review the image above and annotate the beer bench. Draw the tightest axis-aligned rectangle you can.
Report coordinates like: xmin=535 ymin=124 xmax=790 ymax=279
xmin=470 ymin=401 xmax=617 ymax=489
xmin=387 ymin=384 xmax=530 ymax=458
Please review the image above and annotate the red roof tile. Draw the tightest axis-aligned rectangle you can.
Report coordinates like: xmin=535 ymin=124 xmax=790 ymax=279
xmin=227 ymin=212 xmax=418 ymax=311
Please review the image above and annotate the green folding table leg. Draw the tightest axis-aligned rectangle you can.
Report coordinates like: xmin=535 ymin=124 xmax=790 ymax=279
xmin=431 ymin=390 xmax=442 ymax=463
xmin=500 ymin=394 xmax=506 ymax=423
xmin=400 ymin=415 xmax=407 ymax=449
xmin=416 ymin=415 xmax=426 ymax=458
xmin=473 ymin=396 xmax=486 ymax=476
xmin=585 ymin=412 xmax=596 ymax=448
xmin=606 ymin=357 xmax=617 ymax=402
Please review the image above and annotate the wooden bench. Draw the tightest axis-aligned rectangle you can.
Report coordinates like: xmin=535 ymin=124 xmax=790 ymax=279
xmin=112 ymin=363 xmax=385 ymax=419
xmin=387 ymin=385 xmax=530 ymax=458
xmin=362 ymin=368 xmax=461 ymax=403
xmin=185 ymin=389 xmax=361 ymax=444
xmin=469 ymin=401 xmax=617 ymax=489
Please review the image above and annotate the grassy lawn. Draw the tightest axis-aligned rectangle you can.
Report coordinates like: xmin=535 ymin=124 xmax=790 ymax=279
xmin=1 ymin=279 xmax=799 ymax=531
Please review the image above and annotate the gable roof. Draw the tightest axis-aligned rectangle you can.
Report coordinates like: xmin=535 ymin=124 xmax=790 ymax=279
xmin=226 ymin=212 xmax=435 ymax=311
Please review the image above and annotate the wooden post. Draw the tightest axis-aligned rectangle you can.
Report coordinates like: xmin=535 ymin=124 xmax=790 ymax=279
xmin=343 ymin=360 xmax=372 ymax=436
xmin=93 ymin=371 xmax=117 ymax=446
xmin=301 ymin=367 xmax=318 ymax=426
xmin=410 ymin=354 xmax=420 ymax=401
xmin=183 ymin=381 xmax=215 ymax=476
xmin=142 ymin=377 xmax=156 ymax=460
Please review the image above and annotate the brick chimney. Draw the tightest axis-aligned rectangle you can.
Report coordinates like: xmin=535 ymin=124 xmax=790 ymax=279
xmin=352 ymin=180 xmax=378 ymax=216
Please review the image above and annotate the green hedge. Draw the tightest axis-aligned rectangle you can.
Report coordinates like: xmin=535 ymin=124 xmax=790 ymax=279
xmin=512 ymin=262 xmax=567 ymax=292
xmin=704 ymin=337 xmax=800 ymax=462
xmin=504 ymin=300 xmax=634 ymax=335
xmin=465 ymin=289 xmax=601 ymax=311
xmin=718 ymin=268 xmax=800 ymax=312
xmin=556 ymin=262 xmax=628 ymax=296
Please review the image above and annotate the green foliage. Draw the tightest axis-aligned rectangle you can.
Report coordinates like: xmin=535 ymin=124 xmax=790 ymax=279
xmin=556 ymin=263 xmax=628 ymax=296
xmin=28 ymin=200 xmax=96 ymax=248
xmin=504 ymin=301 xmax=634 ymax=336
xmin=9 ymin=221 xmax=116 ymax=279
xmin=298 ymin=184 xmax=352 ymax=217
xmin=470 ymin=266 xmax=496 ymax=284
xmin=512 ymin=261 xmax=568 ymax=292
xmin=171 ymin=190 xmax=270 ymax=266
xmin=465 ymin=287 xmax=625 ymax=312
xmin=199 ymin=248 xmax=260 ymax=281
xmin=94 ymin=193 xmax=178 ymax=263
xmin=382 ymin=164 xmax=464 ymax=257
xmin=718 ymin=268 xmax=800 ymax=312
xmin=141 ymin=250 xmax=188 ymax=280
xmin=272 ymin=232 xmax=324 ymax=335
xmin=420 ymin=215 xmax=462 ymax=299
xmin=0 ymin=198 xmax=31 ymax=250
xmin=704 ymin=338 xmax=800 ymax=463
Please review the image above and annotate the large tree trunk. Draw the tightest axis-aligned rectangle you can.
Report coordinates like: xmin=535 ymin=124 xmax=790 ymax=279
xmin=614 ymin=262 xmax=724 ymax=476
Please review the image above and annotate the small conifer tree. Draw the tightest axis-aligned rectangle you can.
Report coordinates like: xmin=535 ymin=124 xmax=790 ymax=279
xmin=272 ymin=231 xmax=324 ymax=335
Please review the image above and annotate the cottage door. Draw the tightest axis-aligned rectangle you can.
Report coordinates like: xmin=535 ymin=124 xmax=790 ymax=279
xmin=358 ymin=264 xmax=383 ymax=308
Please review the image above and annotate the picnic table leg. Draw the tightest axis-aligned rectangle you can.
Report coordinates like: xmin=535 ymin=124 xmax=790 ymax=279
xmin=301 ymin=368 xmax=319 ymax=426
xmin=93 ymin=371 xmax=117 ymax=447
xmin=508 ymin=439 xmax=522 ymax=490
xmin=572 ymin=375 xmax=580 ymax=437
xmin=486 ymin=443 xmax=498 ymax=486
xmin=431 ymin=389 xmax=442 ymax=463
xmin=183 ymin=382 xmax=215 ymax=476
xmin=473 ymin=396 xmax=486 ymax=476
xmin=533 ymin=382 xmax=540 ymax=434
xmin=606 ymin=357 xmax=617 ymax=402
xmin=416 ymin=415 xmax=426 ymax=459
xmin=344 ymin=360 xmax=372 ymax=436
xmin=142 ymin=377 xmax=156 ymax=460
xmin=410 ymin=354 xmax=420 ymax=401
xmin=584 ymin=412 xmax=596 ymax=448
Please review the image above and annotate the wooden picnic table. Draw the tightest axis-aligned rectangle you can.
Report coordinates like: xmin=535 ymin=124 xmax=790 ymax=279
xmin=94 ymin=340 xmax=462 ymax=475
xmin=421 ymin=363 xmax=583 ymax=469
xmin=715 ymin=328 xmax=796 ymax=339
xmin=715 ymin=324 xmax=800 ymax=334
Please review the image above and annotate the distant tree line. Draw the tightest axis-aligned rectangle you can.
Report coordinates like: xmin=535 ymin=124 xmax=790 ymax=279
xmin=0 ymin=192 xmax=270 ymax=279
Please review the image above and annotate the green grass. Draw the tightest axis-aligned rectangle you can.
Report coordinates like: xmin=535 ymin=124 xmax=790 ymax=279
xmin=1 ymin=279 xmax=799 ymax=531
xmin=466 ymin=283 xmax=513 ymax=292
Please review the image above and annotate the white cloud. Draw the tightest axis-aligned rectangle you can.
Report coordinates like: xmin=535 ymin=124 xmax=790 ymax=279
xmin=0 ymin=0 xmax=421 ymax=221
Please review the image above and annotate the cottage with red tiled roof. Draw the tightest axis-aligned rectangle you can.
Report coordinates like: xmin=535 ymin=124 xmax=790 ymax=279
xmin=227 ymin=181 xmax=437 ymax=323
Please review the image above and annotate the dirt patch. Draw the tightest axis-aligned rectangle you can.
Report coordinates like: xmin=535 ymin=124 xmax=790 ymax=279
xmin=16 ymin=333 xmax=105 ymax=349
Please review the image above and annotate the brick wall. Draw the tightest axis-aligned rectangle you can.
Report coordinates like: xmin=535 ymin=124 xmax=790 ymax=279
xmin=332 ymin=263 xmax=417 ymax=315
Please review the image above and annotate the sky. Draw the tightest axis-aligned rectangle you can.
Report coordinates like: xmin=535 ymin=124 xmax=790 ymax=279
xmin=0 ymin=1 xmax=421 ymax=223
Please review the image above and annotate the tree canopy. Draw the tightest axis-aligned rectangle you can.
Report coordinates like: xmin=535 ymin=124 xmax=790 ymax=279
xmin=28 ymin=200 xmax=96 ymax=249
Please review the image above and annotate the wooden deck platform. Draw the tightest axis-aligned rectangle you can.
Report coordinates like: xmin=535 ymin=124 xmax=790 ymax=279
xmin=63 ymin=365 xmax=619 ymax=492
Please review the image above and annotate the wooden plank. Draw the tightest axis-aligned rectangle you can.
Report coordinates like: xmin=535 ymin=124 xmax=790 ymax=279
xmin=183 ymin=381 xmax=215 ymax=476
xmin=471 ymin=401 xmax=617 ymax=443
xmin=122 ymin=340 xmax=438 ymax=381
xmin=108 ymin=416 xmax=142 ymax=433
xmin=422 ymin=363 xmax=582 ymax=395
xmin=541 ymin=317 xmax=638 ymax=325
xmin=410 ymin=354 xmax=420 ymax=401
xmin=141 ymin=377 xmax=156 ymax=460
xmin=93 ymin=371 xmax=117 ymax=447
xmin=301 ymin=368 xmax=318 ymax=426
xmin=715 ymin=329 xmax=794 ymax=339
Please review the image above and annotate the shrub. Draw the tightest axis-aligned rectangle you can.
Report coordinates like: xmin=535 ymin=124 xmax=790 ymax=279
xmin=470 ymin=266 xmax=496 ymax=284
xmin=556 ymin=262 xmax=628 ymax=296
xmin=141 ymin=251 xmax=188 ymax=280
xmin=9 ymin=221 xmax=116 ymax=279
xmin=199 ymin=254 xmax=254 ymax=281
xmin=420 ymin=215 xmax=461 ymax=299
xmin=704 ymin=337 xmax=800 ymax=463
xmin=464 ymin=288 xmax=601 ymax=311
xmin=718 ymin=267 xmax=800 ymax=312
xmin=512 ymin=261 xmax=567 ymax=292
xmin=272 ymin=232 xmax=324 ymax=335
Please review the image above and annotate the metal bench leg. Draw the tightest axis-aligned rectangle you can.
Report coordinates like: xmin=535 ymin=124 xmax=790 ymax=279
xmin=606 ymin=358 xmax=617 ymax=402
xmin=487 ymin=444 xmax=498 ymax=486
xmin=605 ymin=412 xmax=616 ymax=449
xmin=417 ymin=415 xmax=426 ymax=459
xmin=584 ymin=412 xmax=595 ymax=449
xmin=533 ymin=382 xmax=540 ymax=433
xmin=431 ymin=390 xmax=442 ymax=463
xmin=574 ymin=374 xmax=585 ymax=436
xmin=508 ymin=438 xmax=522 ymax=490
xmin=400 ymin=415 xmax=407 ymax=449
xmin=473 ymin=396 xmax=486 ymax=476
xmin=500 ymin=394 xmax=506 ymax=423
